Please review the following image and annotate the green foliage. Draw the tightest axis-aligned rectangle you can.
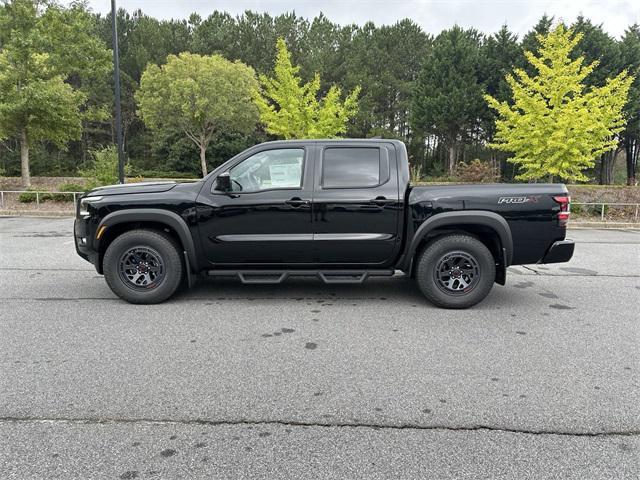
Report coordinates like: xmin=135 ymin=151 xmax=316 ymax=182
xmin=619 ymin=25 xmax=640 ymax=184
xmin=0 ymin=0 xmax=111 ymax=185
xmin=411 ymin=26 xmax=486 ymax=174
xmin=0 ymin=53 xmax=84 ymax=145
xmin=18 ymin=181 xmax=85 ymax=202
xmin=18 ymin=188 xmax=42 ymax=203
xmin=254 ymin=38 xmax=361 ymax=139
xmin=137 ymin=52 xmax=259 ymax=176
xmin=0 ymin=7 xmax=639 ymax=185
xmin=79 ymin=146 xmax=123 ymax=188
xmin=49 ymin=182 xmax=86 ymax=201
xmin=519 ymin=15 xmax=553 ymax=68
xmin=341 ymin=20 xmax=430 ymax=142
xmin=480 ymin=26 xmax=522 ymax=132
xmin=127 ymin=168 xmax=197 ymax=179
xmin=486 ymin=25 xmax=633 ymax=182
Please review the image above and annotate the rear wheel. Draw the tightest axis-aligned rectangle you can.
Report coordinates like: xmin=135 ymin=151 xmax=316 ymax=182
xmin=415 ymin=234 xmax=495 ymax=309
xmin=103 ymin=229 xmax=184 ymax=304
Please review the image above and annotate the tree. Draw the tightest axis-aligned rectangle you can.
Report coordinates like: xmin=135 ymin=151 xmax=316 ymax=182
xmin=0 ymin=0 xmax=111 ymax=186
xmin=94 ymin=8 xmax=196 ymax=168
xmin=619 ymin=24 xmax=640 ymax=185
xmin=520 ymin=15 xmax=554 ymax=64
xmin=479 ymin=25 xmax=522 ymax=180
xmin=137 ymin=53 xmax=259 ymax=176
xmin=253 ymin=38 xmax=360 ymax=139
xmin=486 ymin=25 xmax=633 ymax=182
xmin=571 ymin=17 xmax=623 ymax=184
xmin=481 ymin=26 xmax=522 ymax=130
xmin=411 ymin=26 xmax=486 ymax=174
xmin=342 ymin=19 xmax=430 ymax=156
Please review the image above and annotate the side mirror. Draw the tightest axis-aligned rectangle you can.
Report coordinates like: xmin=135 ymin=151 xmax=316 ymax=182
xmin=215 ymin=172 xmax=232 ymax=192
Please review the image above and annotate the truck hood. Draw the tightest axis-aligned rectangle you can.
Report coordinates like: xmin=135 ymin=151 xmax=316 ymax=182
xmin=86 ymin=181 xmax=178 ymax=197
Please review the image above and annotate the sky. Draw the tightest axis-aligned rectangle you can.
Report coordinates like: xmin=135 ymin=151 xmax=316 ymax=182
xmin=76 ymin=0 xmax=639 ymax=38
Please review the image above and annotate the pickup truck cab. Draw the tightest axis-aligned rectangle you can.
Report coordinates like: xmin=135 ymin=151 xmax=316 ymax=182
xmin=74 ymin=139 xmax=574 ymax=308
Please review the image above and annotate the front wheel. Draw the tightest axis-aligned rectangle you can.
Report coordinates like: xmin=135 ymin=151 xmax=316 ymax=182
xmin=103 ymin=229 xmax=184 ymax=304
xmin=415 ymin=234 xmax=496 ymax=309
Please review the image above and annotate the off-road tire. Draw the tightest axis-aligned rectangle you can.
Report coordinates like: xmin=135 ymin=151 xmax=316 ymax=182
xmin=103 ymin=229 xmax=184 ymax=304
xmin=415 ymin=234 xmax=495 ymax=309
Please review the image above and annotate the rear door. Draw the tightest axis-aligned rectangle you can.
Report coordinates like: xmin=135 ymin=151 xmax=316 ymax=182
xmin=312 ymin=142 xmax=400 ymax=265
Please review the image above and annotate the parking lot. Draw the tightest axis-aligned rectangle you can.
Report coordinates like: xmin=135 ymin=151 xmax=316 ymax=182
xmin=0 ymin=217 xmax=639 ymax=479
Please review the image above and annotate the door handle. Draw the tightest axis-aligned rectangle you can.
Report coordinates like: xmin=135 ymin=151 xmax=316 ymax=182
xmin=369 ymin=196 xmax=389 ymax=206
xmin=285 ymin=197 xmax=309 ymax=208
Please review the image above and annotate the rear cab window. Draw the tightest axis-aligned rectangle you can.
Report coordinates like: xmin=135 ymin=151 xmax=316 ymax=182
xmin=321 ymin=147 xmax=387 ymax=188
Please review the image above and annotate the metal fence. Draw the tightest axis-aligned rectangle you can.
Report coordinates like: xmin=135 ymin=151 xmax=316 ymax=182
xmin=572 ymin=202 xmax=640 ymax=222
xmin=0 ymin=190 xmax=639 ymax=222
xmin=0 ymin=190 xmax=84 ymax=207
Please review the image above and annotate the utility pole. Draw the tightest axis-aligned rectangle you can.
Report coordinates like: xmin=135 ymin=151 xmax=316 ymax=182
xmin=111 ymin=0 xmax=125 ymax=184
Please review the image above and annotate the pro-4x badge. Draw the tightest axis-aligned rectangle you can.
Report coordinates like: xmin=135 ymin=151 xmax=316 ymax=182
xmin=498 ymin=196 xmax=541 ymax=204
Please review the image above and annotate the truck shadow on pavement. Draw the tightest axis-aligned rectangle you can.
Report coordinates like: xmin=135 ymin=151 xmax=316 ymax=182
xmin=184 ymin=275 xmax=424 ymax=303
xmin=174 ymin=275 xmax=558 ymax=311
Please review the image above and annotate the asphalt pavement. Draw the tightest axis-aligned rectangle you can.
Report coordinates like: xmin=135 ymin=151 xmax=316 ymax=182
xmin=0 ymin=217 xmax=639 ymax=479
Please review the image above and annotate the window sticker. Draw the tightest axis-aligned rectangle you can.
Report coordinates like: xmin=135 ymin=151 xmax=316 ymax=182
xmin=269 ymin=162 xmax=301 ymax=187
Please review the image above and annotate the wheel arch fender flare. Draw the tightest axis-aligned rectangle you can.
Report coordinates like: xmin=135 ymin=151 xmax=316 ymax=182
xmin=95 ymin=208 xmax=199 ymax=271
xmin=402 ymin=210 xmax=513 ymax=270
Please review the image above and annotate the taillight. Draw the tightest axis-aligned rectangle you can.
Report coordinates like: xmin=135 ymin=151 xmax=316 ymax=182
xmin=553 ymin=195 xmax=570 ymax=227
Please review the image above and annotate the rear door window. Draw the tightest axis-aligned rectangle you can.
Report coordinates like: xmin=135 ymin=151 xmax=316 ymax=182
xmin=322 ymin=148 xmax=381 ymax=188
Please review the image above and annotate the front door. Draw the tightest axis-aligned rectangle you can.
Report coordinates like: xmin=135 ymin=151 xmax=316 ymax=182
xmin=197 ymin=146 xmax=314 ymax=265
xmin=312 ymin=142 xmax=401 ymax=266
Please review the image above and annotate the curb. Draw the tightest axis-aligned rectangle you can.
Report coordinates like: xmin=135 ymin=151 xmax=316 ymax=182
xmin=0 ymin=210 xmax=74 ymax=218
xmin=568 ymin=223 xmax=640 ymax=230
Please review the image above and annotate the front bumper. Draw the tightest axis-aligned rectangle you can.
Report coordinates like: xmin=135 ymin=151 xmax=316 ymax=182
xmin=74 ymin=218 xmax=101 ymax=272
xmin=539 ymin=239 xmax=575 ymax=264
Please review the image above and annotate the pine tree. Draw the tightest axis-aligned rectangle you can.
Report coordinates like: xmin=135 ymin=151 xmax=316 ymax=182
xmin=411 ymin=26 xmax=485 ymax=175
xmin=619 ymin=24 xmax=640 ymax=185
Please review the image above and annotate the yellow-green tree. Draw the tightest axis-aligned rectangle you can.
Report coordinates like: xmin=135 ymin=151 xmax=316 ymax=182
xmin=485 ymin=25 xmax=633 ymax=182
xmin=254 ymin=38 xmax=360 ymax=139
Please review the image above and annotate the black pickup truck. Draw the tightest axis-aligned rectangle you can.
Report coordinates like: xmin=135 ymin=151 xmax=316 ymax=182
xmin=74 ymin=139 xmax=574 ymax=308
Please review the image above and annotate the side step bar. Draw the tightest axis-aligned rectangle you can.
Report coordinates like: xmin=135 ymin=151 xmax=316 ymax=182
xmin=207 ymin=269 xmax=395 ymax=285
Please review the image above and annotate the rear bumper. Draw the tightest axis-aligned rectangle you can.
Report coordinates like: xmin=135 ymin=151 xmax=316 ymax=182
xmin=539 ymin=239 xmax=575 ymax=264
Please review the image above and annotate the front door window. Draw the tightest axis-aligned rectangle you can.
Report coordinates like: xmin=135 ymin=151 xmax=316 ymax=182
xmin=229 ymin=149 xmax=304 ymax=192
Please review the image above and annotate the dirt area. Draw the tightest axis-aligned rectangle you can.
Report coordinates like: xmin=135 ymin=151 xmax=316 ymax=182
xmin=567 ymin=185 xmax=640 ymax=203
xmin=567 ymin=186 xmax=640 ymax=223
xmin=0 ymin=176 xmax=88 ymax=191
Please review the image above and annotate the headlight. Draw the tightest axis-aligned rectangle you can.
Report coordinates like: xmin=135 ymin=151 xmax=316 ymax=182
xmin=79 ymin=196 xmax=103 ymax=217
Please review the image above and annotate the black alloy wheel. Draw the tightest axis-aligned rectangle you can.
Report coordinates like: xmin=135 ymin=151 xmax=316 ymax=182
xmin=415 ymin=234 xmax=496 ymax=309
xmin=103 ymin=229 xmax=184 ymax=304
xmin=433 ymin=251 xmax=480 ymax=295
xmin=117 ymin=246 xmax=166 ymax=290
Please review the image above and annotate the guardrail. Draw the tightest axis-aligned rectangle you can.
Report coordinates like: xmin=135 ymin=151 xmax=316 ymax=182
xmin=0 ymin=189 xmax=84 ymax=207
xmin=0 ymin=190 xmax=638 ymax=221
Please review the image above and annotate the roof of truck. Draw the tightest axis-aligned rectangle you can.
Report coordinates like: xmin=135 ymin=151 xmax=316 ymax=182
xmin=257 ymin=138 xmax=405 ymax=146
